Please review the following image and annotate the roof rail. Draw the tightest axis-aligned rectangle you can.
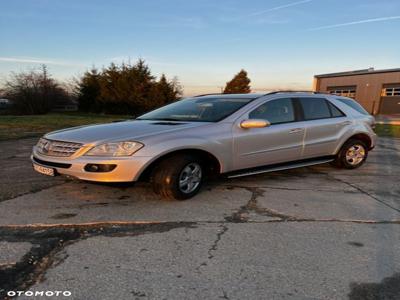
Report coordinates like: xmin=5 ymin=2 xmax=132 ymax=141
xmin=265 ymin=90 xmax=333 ymax=96
xmin=267 ymin=90 xmax=315 ymax=94
xmin=193 ymin=93 xmax=223 ymax=97
xmin=193 ymin=90 xmax=332 ymax=98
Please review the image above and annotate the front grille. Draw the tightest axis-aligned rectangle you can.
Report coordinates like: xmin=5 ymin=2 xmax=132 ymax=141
xmin=36 ymin=138 xmax=82 ymax=157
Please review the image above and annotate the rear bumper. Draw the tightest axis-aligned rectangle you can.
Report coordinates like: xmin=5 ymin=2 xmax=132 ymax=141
xmin=31 ymin=150 xmax=153 ymax=182
xmin=370 ymin=132 xmax=378 ymax=150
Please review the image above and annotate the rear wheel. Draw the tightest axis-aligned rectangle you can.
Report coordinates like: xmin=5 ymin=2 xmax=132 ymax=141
xmin=152 ymin=154 xmax=204 ymax=200
xmin=332 ymin=139 xmax=368 ymax=169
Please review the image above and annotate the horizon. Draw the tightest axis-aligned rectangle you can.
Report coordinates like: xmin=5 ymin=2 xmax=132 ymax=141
xmin=1 ymin=0 xmax=400 ymax=96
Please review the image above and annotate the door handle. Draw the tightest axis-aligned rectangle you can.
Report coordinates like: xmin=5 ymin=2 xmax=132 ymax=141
xmin=289 ymin=128 xmax=304 ymax=134
xmin=338 ymin=121 xmax=352 ymax=126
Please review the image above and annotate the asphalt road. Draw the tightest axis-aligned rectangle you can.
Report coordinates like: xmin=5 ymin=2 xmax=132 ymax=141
xmin=0 ymin=137 xmax=400 ymax=300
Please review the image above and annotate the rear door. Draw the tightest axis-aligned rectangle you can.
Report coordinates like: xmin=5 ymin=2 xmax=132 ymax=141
xmin=297 ymin=97 xmax=348 ymax=158
xmin=232 ymin=98 xmax=305 ymax=170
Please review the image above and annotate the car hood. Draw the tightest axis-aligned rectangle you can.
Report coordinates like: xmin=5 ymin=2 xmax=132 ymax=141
xmin=45 ymin=120 xmax=209 ymax=144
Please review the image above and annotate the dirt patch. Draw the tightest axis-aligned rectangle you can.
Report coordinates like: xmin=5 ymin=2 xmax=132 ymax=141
xmin=347 ymin=241 xmax=364 ymax=247
xmin=348 ymin=272 xmax=400 ymax=300
xmin=50 ymin=213 xmax=78 ymax=220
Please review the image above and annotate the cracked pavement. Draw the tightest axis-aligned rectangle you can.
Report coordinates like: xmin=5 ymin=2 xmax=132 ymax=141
xmin=0 ymin=138 xmax=400 ymax=299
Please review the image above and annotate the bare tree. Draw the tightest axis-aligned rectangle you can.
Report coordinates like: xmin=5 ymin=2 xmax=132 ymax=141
xmin=4 ymin=65 xmax=68 ymax=114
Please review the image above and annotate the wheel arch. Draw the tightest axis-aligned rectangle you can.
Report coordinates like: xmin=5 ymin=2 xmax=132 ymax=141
xmin=336 ymin=133 xmax=373 ymax=154
xmin=137 ymin=148 xmax=222 ymax=181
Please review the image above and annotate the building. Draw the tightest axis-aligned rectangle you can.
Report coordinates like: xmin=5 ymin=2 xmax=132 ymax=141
xmin=313 ymin=68 xmax=400 ymax=115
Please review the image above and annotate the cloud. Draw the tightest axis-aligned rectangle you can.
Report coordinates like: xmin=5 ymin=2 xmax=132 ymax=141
xmin=219 ymin=0 xmax=313 ymax=23
xmin=241 ymin=0 xmax=313 ymax=18
xmin=309 ymin=15 xmax=400 ymax=31
xmin=251 ymin=17 xmax=291 ymax=25
xmin=0 ymin=56 xmax=84 ymax=67
xmin=148 ymin=16 xmax=206 ymax=30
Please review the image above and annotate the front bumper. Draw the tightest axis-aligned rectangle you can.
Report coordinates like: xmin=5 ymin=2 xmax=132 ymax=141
xmin=31 ymin=148 xmax=153 ymax=182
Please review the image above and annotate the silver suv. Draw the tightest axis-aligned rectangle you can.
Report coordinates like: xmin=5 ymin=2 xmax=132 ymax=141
xmin=32 ymin=92 xmax=376 ymax=200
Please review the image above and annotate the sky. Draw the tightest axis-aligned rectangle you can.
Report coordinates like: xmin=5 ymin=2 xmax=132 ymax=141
xmin=0 ymin=0 xmax=400 ymax=96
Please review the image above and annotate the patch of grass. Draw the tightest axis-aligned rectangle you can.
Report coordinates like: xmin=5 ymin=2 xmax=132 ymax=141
xmin=374 ymin=124 xmax=400 ymax=138
xmin=0 ymin=112 xmax=130 ymax=141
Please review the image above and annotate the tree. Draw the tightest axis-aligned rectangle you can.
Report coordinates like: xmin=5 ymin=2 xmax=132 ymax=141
xmin=223 ymin=69 xmax=251 ymax=94
xmin=76 ymin=59 xmax=182 ymax=115
xmin=150 ymin=74 xmax=182 ymax=107
xmin=4 ymin=65 xmax=68 ymax=114
xmin=76 ymin=67 xmax=101 ymax=112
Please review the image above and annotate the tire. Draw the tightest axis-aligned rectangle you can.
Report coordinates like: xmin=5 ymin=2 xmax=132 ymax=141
xmin=332 ymin=139 xmax=368 ymax=169
xmin=151 ymin=154 xmax=204 ymax=200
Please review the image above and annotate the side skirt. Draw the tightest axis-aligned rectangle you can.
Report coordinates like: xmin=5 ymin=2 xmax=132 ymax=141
xmin=225 ymin=156 xmax=334 ymax=179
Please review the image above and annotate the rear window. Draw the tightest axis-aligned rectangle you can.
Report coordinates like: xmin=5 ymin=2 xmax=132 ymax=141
xmin=336 ymin=98 xmax=369 ymax=115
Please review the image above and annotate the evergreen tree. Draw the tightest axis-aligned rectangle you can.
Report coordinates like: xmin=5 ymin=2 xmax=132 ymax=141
xmin=157 ymin=74 xmax=182 ymax=104
xmin=77 ymin=68 xmax=101 ymax=112
xmin=223 ymin=69 xmax=251 ymax=94
xmin=76 ymin=59 xmax=182 ymax=115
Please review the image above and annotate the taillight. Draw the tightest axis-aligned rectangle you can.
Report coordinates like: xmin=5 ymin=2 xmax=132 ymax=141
xmin=369 ymin=120 xmax=376 ymax=130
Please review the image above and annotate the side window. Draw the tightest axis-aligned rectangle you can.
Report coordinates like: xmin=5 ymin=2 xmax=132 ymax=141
xmin=336 ymin=98 xmax=369 ymax=115
xmin=327 ymin=101 xmax=345 ymax=117
xmin=249 ymin=98 xmax=295 ymax=124
xmin=299 ymin=98 xmax=331 ymax=120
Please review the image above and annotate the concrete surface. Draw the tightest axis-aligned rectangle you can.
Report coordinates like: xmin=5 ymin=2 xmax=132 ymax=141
xmin=0 ymin=242 xmax=32 ymax=267
xmin=19 ymin=223 xmax=400 ymax=300
xmin=0 ymin=138 xmax=65 ymax=202
xmin=0 ymin=137 xmax=399 ymax=300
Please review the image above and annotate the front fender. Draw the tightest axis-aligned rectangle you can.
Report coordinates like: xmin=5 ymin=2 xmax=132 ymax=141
xmin=132 ymin=137 xmax=231 ymax=180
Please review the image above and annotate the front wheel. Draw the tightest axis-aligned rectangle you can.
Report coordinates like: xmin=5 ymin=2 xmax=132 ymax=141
xmin=152 ymin=155 xmax=204 ymax=200
xmin=332 ymin=139 xmax=368 ymax=169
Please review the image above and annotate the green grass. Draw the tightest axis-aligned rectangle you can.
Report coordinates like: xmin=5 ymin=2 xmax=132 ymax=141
xmin=0 ymin=112 xmax=130 ymax=141
xmin=374 ymin=124 xmax=400 ymax=138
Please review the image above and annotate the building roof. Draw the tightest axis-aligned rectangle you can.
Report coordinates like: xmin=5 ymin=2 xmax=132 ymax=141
xmin=315 ymin=67 xmax=400 ymax=78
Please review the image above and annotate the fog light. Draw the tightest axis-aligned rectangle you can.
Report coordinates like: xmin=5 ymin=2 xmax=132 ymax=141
xmin=84 ymin=164 xmax=117 ymax=173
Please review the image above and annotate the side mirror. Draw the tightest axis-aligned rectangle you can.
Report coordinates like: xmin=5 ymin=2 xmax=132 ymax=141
xmin=240 ymin=119 xmax=271 ymax=129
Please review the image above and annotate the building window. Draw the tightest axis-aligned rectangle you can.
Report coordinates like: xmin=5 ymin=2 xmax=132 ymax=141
xmin=381 ymin=85 xmax=400 ymax=97
xmin=327 ymin=86 xmax=356 ymax=98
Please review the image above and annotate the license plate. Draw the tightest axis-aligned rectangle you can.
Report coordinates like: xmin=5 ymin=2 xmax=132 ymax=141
xmin=33 ymin=163 xmax=55 ymax=176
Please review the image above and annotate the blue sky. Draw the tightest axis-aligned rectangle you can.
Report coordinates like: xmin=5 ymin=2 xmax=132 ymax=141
xmin=1 ymin=0 xmax=400 ymax=95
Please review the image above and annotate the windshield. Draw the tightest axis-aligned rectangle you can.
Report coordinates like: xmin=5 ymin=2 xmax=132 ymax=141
xmin=137 ymin=97 xmax=256 ymax=122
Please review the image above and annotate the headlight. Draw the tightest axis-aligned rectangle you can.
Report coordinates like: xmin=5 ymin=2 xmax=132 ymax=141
xmin=84 ymin=141 xmax=143 ymax=157
xmin=36 ymin=138 xmax=47 ymax=148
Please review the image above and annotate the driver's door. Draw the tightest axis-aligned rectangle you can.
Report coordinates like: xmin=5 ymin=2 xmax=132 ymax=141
xmin=232 ymin=98 xmax=305 ymax=170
